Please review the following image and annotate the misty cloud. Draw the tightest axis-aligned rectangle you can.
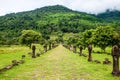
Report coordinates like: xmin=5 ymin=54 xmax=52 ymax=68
xmin=69 ymin=0 xmax=120 ymax=14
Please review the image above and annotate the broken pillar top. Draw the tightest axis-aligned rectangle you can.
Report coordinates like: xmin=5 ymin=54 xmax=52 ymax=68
xmin=112 ymin=45 xmax=120 ymax=56
xmin=88 ymin=45 xmax=92 ymax=52
xmin=80 ymin=45 xmax=83 ymax=50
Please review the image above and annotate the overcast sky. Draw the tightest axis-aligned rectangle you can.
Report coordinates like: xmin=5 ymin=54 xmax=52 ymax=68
xmin=0 ymin=0 xmax=120 ymax=16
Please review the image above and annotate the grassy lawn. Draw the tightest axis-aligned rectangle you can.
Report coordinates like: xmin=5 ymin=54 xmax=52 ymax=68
xmin=0 ymin=44 xmax=43 ymax=69
xmin=0 ymin=45 xmax=120 ymax=80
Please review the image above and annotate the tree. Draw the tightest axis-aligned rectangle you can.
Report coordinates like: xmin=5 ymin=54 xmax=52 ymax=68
xmin=82 ymin=29 xmax=94 ymax=48
xmin=92 ymin=26 xmax=119 ymax=52
xmin=19 ymin=30 xmax=41 ymax=48
xmin=56 ymin=31 xmax=63 ymax=43
xmin=110 ymin=21 xmax=120 ymax=35
xmin=66 ymin=36 xmax=79 ymax=49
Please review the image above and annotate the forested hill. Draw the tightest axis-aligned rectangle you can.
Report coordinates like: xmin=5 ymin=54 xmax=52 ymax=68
xmin=97 ymin=10 xmax=120 ymax=22
xmin=0 ymin=5 xmax=103 ymax=41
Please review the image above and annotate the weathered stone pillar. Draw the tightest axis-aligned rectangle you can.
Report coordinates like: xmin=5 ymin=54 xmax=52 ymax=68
xmin=88 ymin=45 xmax=92 ymax=62
xmin=32 ymin=45 xmax=36 ymax=58
xmin=79 ymin=45 xmax=83 ymax=56
xmin=112 ymin=45 xmax=120 ymax=76
xmin=68 ymin=45 xmax=70 ymax=50
xmin=70 ymin=45 xmax=72 ymax=51
xmin=44 ymin=45 xmax=47 ymax=52
xmin=49 ymin=44 xmax=51 ymax=50
xmin=73 ymin=46 xmax=77 ymax=53
xmin=52 ymin=44 xmax=54 ymax=49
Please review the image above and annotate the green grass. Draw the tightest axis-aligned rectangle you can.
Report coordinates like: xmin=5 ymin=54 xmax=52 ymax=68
xmin=0 ymin=44 xmax=43 ymax=69
xmin=0 ymin=45 xmax=29 ymax=54
xmin=0 ymin=45 xmax=120 ymax=80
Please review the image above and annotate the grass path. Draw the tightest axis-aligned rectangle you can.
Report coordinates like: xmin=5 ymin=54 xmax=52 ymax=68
xmin=0 ymin=45 xmax=119 ymax=80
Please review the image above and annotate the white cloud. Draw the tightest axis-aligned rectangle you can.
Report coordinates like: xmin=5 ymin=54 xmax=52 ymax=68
xmin=68 ymin=0 xmax=120 ymax=14
xmin=0 ymin=0 xmax=120 ymax=16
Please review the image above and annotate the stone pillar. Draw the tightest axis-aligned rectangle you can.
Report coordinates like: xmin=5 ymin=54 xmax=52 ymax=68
xmin=32 ymin=45 xmax=36 ymax=58
xmin=44 ymin=45 xmax=47 ymax=52
xmin=68 ymin=45 xmax=70 ymax=50
xmin=73 ymin=46 xmax=77 ymax=53
xmin=80 ymin=45 xmax=83 ymax=56
xmin=70 ymin=45 xmax=72 ymax=51
xmin=112 ymin=45 xmax=120 ymax=76
xmin=88 ymin=45 xmax=92 ymax=62
xmin=52 ymin=44 xmax=54 ymax=49
xmin=49 ymin=44 xmax=51 ymax=50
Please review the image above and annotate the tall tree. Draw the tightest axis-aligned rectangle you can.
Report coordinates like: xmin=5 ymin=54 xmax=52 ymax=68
xmin=19 ymin=30 xmax=41 ymax=48
xmin=82 ymin=29 xmax=94 ymax=48
xmin=92 ymin=26 xmax=119 ymax=52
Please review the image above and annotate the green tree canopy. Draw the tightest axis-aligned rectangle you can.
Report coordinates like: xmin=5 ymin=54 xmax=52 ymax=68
xmin=19 ymin=30 xmax=42 ymax=48
xmin=82 ymin=29 xmax=94 ymax=48
xmin=92 ymin=26 xmax=119 ymax=51
xmin=67 ymin=36 xmax=78 ymax=46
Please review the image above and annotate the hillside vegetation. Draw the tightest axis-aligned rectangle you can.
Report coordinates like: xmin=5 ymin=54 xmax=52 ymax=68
xmin=97 ymin=9 xmax=120 ymax=22
xmin=0 ymin=5 xmax=103 ymax=44
xmin=0 ymin=5 xmax=120 ymax=45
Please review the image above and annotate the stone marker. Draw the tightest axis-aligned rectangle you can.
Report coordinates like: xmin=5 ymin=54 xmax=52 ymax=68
xmin=103 ymin=58 xmax=111 ymax=64
xmin=21 ymin=55 xmax=25 ymax=59
xmin=73 ymin=46 xmax=77 ymax=53
xmin=32 ymin=45 xmax=36 ymax=58
xmin=94 ymin=60 xmax=101 ymax=64
xmin=88 ymin=45 xmax=92 ymax=62
xmin=36 ymin=53 xmax=40 ymax=57
xmin=44 ymin=45 xmax=47 ymax=52
xmin=49 ymin=44 xmax=51 ymax=50
xmin=112 ymin=45 xmax=120 ymax=76
xmin=79 ymin=45 xmax=83 ymax=56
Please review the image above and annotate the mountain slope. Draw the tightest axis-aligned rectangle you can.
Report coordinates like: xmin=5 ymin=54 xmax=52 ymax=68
xmin=0 ymin=5 xmax=103 ymax=44
xmin=97 ymin=10 xmax=120 ymax=22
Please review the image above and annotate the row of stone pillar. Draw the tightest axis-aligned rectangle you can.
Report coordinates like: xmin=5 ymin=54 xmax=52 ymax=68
xmin=64 ymin=44 xmax=120 ymax=77
xmin=32 ymin=44 xmax=58 ymax=58
xmin=64 ymin=45 xmax=92 ymax=62
xmin=86 ymin=45 xmax=120 ymax=76
xmin=77 ymin=44 xmax=120 ymax=77
xmin=44 ymin=44 xmax=58 ymax=52
xmin=63 ymin=45 xmax=91 ymax=59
